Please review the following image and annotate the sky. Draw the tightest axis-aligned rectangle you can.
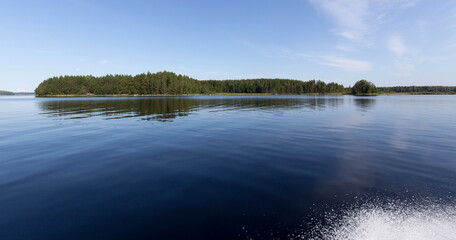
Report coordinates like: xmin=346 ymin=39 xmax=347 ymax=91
xmin=1 ymin=0 xmax=456 ymax=92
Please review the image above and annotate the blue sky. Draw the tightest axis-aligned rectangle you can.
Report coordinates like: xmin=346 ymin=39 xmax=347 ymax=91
xmin=1 ymin=0 xmax=456 ymax=91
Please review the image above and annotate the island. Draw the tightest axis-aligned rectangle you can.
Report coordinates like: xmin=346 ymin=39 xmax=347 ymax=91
xmin=0 ymin=90 xmax=35 ymax=96
xmin=34 ymin=71 xmax=456 ymax=97
xmin=0 ymin=90 xmax=15 ymax=95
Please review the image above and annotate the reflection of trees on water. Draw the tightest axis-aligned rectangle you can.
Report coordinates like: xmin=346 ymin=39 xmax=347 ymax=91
xmin=39 ymin=98 xmax=198 ymax=122
xmin=39 ymin=96 xmax=345 ymax=122
xmin=353 ymin=97 xmax=376 ymax=112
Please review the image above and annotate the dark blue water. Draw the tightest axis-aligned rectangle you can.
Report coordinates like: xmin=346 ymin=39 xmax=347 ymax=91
xmin=1 ymin=95 xmax=455 ymax=240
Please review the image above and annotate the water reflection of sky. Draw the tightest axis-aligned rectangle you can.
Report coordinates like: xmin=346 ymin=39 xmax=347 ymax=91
xmin=1 ymin=95 xmax=456 ymax=240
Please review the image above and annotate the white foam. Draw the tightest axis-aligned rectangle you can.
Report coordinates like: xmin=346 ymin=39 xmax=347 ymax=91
xmin=312 ymin=203 xmax=456 ymax=240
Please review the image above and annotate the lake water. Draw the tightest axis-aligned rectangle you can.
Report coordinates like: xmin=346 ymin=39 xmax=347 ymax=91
xmin=1 ymin=95 xmax=455 ymax=240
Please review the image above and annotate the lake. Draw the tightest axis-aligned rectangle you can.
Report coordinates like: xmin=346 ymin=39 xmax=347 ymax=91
xmin=1 ymin=95 xmax=455 ymax=240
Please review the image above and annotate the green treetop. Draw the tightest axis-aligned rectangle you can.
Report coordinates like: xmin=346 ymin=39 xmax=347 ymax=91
xmin=351 ymin=80 xmax=378 ymax=96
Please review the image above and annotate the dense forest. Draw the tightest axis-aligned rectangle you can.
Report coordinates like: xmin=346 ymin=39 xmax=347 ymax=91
xmin=35 ymin=71 xmax=345 ymax=96
xmin=34 ymin=71 xmax=456 ymax=96
xmin=378 ymin=86 xmax=456 ymax=94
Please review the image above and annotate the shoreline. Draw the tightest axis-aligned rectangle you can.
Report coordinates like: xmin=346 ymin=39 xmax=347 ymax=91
xmin=35 ymin=93 xmax=348 ymax=97
xmin=34 ymin=92 xmax=456 ymax=97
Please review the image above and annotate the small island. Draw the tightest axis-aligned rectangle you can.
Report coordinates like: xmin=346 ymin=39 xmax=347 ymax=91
xmin=0 ymin=90 xmax=34 ymax=96
xmin=351 ymin=80 xmax=378 ymax=96
xmin=34 ymin=71 xmax=456 ymax=97
xmin=0 ymin=90 xmax=15 ymax=95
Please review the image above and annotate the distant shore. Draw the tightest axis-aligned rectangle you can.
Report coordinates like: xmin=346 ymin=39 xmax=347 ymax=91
xmin=35 ymin=92 xmax=456 ymax=97
xmin=380 ymin=92 xmax=456 ymax=95
xmin=0 ymin=91 xmax=34 ymax=96
xmin=35 ymin=93 xmax=346 ymax=97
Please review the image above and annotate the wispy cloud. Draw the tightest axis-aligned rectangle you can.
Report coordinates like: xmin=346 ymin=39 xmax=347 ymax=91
xmin=336 ymin=45 xmax=356 ymax=52
xmin=307 ymin=0 xmax=430 ymax=78
xmin=280 ymin=49 xmax=372 ymax=72
xmin=100 ymin=60 xmax=108 ymax=64
xmin=387 ymin=34 xmax=433 ymax=76
xmin=392 ymin=60 xmax=415 ymax=76
xmin=376 ymin=12 xmax=388 ymax=20
xmin=309 ymin=0 xmax=420 ymax=43
xmin=387 ymin=34 xmax=413 ymax=76
xmin=309 ymin=0 xmax=369 ymax=41
xmin=388 ymin=35 xmax=406 ymax=56
xmin=319 ymin=56 xmax=373 ymax=71
xmin=441 ymin=4 xmax=456 ymax=50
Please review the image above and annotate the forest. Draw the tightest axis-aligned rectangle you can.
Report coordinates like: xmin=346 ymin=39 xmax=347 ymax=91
xmin=35 ymin=71 xmax=346 ymax=96
xmin=34 ymin=71 xmax=456 ymax=96
xmin=378 ymin=86 xmax=456 ymax=94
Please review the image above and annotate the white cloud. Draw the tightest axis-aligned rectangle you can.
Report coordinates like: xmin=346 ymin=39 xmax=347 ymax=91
xmin=376 ymin=12 xmax=388 ymax=20
xmin=388 ymin=35 xmax=406 ymax=56
xmin=336 ymin=45 xmax=356 ymax=52
xmin=447 ymin=24 xmax=456 ymax=30
xmin=441 ymin=5 xmax=456 ymax=50
xmin=393 ymin=60 xmax=415 ymax=76
xmin=279 ymin=48 xmax=372 ymax=72
xmin=100 ymin=60 xmax=108 ymax=64
xmin=396 ymin=0 xmax=420 ymax=8
xmin=310 ymin=0 xmax=369 ymax=41
xmin=278 ymin=48 xmax=312 ymax=59
xmin=386 ymin=35 xmax=433 ymax=76
xmin=308 ymin=0 xmax=428 ymax=78
xmin=387 ymin=35 xmax=415 ymax=76
xmin=309 ymin=0 xmax=420 ymax=42
xmin=319 ymin=56 xmax=373 ymax=71
xmin=440 ymin=43 xmax=456 ymax=50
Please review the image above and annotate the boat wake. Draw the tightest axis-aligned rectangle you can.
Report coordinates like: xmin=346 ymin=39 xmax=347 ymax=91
xmin=309 ymin=201 xmax=456 ymax=240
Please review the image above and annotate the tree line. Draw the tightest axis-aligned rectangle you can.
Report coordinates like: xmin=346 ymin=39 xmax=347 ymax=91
xmin=349 ymin=80 xmax=456 ymax=95
xmin=35 ymin=71 xmax=346 ymax=96
xmin=378 ymin=86 xmax=456 ymax=93
xmin=0 ymin=90 xmax=15 ymax=95
xmin=34 ymin=71 xmax=456 ymax=96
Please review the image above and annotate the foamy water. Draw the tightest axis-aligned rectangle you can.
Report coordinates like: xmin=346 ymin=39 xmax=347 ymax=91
xmin=310 ymin=203 xmax=456 ymax=240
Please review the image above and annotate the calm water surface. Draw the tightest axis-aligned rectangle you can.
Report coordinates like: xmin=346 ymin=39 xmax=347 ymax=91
xmin=1 ymin=95 xmax=455 ymax=239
